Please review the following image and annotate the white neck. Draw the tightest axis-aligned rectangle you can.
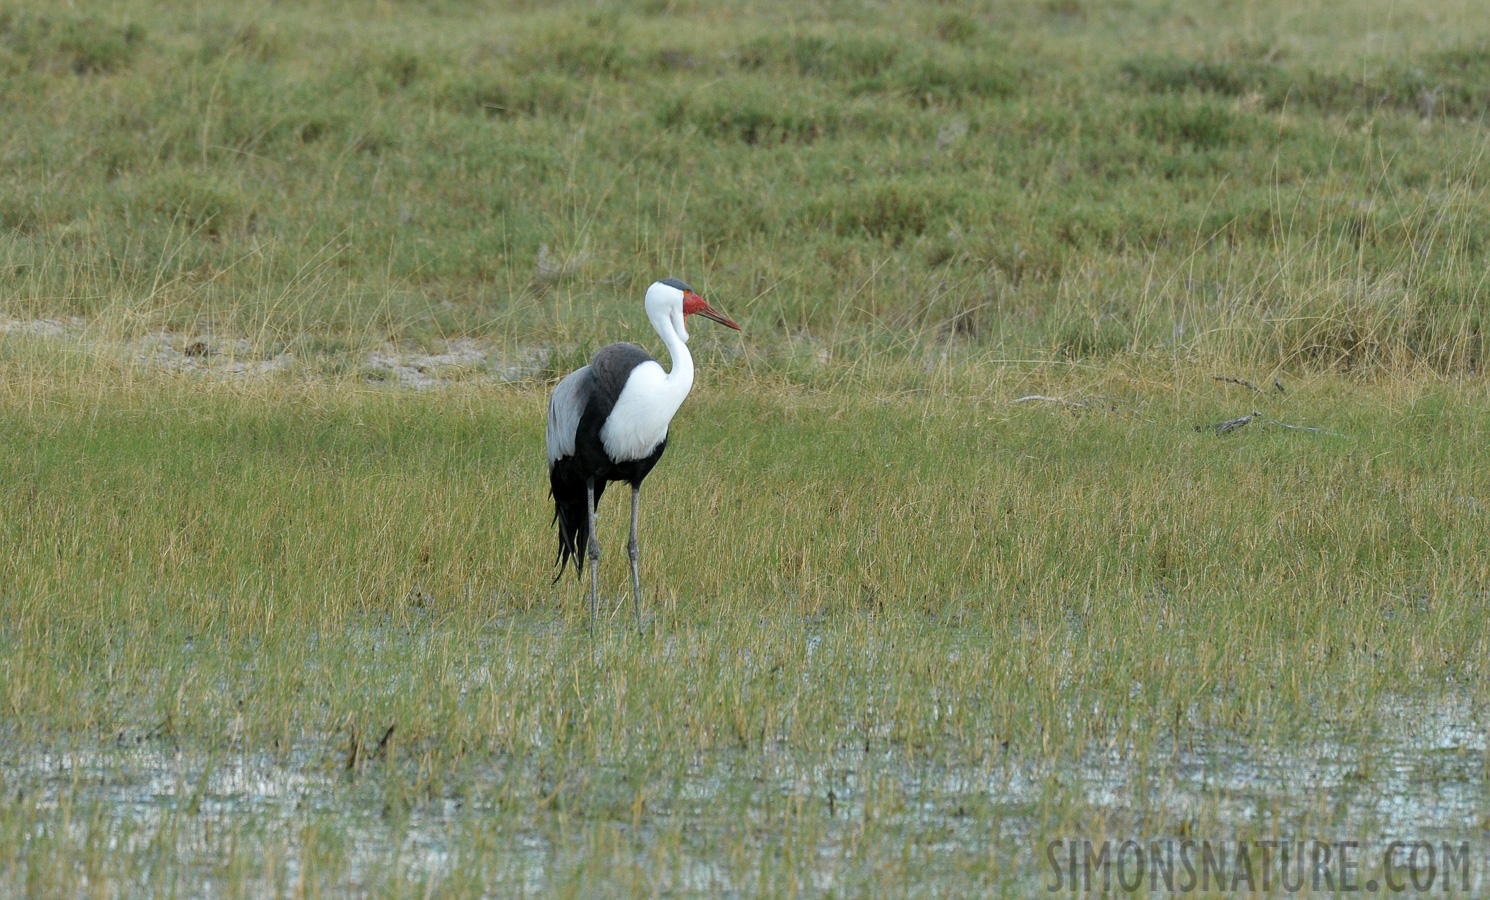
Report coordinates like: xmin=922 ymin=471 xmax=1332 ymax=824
xmin=648 ymin=303 xmax=694 ymax=401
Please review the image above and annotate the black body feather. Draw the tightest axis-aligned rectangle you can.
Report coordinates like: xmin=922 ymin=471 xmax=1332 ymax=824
xmin=549 ymin=342 xmax=669 ymax=580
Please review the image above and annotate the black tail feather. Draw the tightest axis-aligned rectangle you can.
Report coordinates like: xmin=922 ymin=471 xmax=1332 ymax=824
xmin=550 ymin=472 xmax=604 ymax=582
xmin=551 ymin=498 xmax=588 ymax=581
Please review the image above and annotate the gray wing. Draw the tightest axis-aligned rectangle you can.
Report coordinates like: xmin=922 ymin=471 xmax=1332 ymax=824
xmin=546 ymin=365 xmax=593 ymax=464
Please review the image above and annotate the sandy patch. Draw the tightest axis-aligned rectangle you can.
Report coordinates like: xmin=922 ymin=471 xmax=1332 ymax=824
xmin=0 ymin=316 xmax=552 ymax=387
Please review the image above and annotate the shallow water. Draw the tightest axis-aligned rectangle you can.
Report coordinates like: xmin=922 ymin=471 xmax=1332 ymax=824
xmin=2 ymin=690 xmax=1484 ymax=896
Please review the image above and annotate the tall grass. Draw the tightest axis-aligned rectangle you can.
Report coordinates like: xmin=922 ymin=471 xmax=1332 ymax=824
xmin=3 ymin=346 xmax=1486 ymax=738
xmin=0 ymin=0 xmax=1487 ymax=372
xmin=2 ymin=346 xmax=1487 ymax=894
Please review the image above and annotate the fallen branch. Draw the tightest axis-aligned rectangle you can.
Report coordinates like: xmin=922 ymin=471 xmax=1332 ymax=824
xmin=1010 ymin=395 xmax=1088 ymax=409
xmin=1196 ymin=411 xmax=1348 ymax=438
xmin=1213 ymin=376 xmax=1288 ymax=395
xmin=1213 ymin=376 xmax=1262 ymax=393
xmin=1262 ymin=416 xmax=1348 ymax=438
xmin=1197 ymin=411 xmax=1260 ymax=434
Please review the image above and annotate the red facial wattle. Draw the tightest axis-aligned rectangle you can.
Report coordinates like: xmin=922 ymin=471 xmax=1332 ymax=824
xmin=682 ymin=292 xmax=742 ymax=330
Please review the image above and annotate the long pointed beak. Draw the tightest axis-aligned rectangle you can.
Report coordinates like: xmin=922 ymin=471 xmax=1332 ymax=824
xmin=696 ymin=302 xmax=742 ymax=331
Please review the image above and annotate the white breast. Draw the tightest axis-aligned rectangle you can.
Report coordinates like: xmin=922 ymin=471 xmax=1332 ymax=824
xmin=600 ymin=360 xmax=689 ymax=462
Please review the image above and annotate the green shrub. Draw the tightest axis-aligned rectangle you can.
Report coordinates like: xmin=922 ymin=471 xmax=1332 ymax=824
xmin=933 ymin=12 xmax=979 ymax=44
xmin=1124 ymin=46 xmax=1490 ymax=118
xmin=1053 ymin=316 xmax=1130 ymax=359
xmin=0 ymin=11 xmax=145 ymax=75
xmin=656 ymin=87 xmax=836 ymax=144
xmin=1135 ymin=97 xmax=1256 ymax=148
xmin=125 ymin=173 xmax=253 ymax=236
xmin=881 ymin=52 xmax=1018 ymax=104
xmin=1121 ymin=55 xmax=1276 ymax=96
xmin=448 ymin=73 xmax=577 ymax=118
xmin=738 ymin=33 xmax=902 ymax=80
xmin=808 ymin=181 xmax=957 ymax=241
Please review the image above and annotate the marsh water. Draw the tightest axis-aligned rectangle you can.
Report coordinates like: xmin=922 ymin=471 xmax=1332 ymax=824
xmin=3 ymin=677 xmax=1484 ymax=896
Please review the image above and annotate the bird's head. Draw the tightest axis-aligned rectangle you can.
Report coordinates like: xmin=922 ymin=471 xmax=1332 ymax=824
xmin=646 ymin=277 xmax=741 ymax=343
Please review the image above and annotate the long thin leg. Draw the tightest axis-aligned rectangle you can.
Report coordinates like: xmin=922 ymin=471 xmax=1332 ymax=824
xmin=628 ymin=484 xmax=643 ymax=635
xmin=586 ymin=478 xmax=600 ymax=628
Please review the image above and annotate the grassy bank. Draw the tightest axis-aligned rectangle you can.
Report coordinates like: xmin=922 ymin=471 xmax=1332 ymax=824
xmin=4 ymin=349 xmax=1487 ymax=643
xmin=1 ymin=0 xmax=1488 ymax=372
